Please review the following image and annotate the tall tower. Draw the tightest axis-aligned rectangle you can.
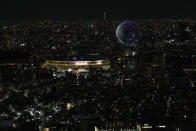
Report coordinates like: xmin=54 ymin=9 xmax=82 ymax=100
xmin=103 ymin=12 xmax=106 ymax=21
xmin=103 ymin=12 xmax=106 ymax=48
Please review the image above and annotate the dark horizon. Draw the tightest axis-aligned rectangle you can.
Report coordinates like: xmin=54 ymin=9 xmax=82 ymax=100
xmin=0 ymin=0 xmax=195 ymax=20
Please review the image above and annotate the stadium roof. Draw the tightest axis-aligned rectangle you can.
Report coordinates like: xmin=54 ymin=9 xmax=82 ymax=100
xmin=49 ymin=56 xmax=108 ymax=61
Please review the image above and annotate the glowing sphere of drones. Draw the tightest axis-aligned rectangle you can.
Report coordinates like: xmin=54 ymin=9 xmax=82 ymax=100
xmin=116 ymin=20 xmax=142 ymax=46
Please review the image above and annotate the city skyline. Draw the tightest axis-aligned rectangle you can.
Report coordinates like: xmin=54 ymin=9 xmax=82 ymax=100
xmin=0 ymin=1 xmax=196 ymax=129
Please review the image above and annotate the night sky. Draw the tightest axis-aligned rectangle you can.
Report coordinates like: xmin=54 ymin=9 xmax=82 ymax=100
xmin=0 ymin=0 xmax=195 ymax=20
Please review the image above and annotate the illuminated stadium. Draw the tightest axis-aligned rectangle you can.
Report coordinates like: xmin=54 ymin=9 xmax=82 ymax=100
xmin=42 ymin=56 xmax=110 ymax=75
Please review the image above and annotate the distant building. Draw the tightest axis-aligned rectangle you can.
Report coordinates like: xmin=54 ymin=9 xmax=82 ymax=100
xmin=42 ymin=56 xmax=110 ymax=75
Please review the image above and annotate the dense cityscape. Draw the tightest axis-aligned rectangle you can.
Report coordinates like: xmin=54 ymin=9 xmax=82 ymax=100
xmin=0 ymin=19 xmax=196 ymax=131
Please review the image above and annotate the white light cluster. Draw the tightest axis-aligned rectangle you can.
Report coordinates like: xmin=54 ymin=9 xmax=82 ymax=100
xmin=96 ymin=60 xmax=102 ymax=65
xmin=68 ymin=68 xmax=72 ymax=72
xmin=66 ymin=103 xmax=74 ymax=110
xmin=75 ymin=61 xmax=88 ymax=65
xmin=156 ymin=125 xmax=166 ymax=128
